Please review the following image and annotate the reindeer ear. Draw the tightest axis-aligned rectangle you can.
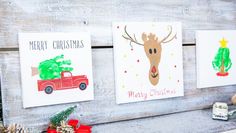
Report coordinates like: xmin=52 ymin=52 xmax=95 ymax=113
xmin=142 ymin=33 xmax=148 ymax=42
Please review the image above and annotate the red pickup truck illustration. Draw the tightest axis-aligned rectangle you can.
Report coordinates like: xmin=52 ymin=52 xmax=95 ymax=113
xmin=38 ymin=71 xmax=89 ymax=94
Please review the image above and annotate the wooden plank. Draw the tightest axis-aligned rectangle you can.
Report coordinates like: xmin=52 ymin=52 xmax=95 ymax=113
xmin=223 ymin=129 xmax=236 ymax=133
xmin=1 ymin=0 xmax=236 ymax=47
xmin=1 ymin=46 xmax=236 ymax=131
xmin=92 ymin=107 xmax=236 ymax=133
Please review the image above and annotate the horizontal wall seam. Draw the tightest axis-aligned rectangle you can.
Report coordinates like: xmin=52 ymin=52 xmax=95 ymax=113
xmin=0 ymin=44 xmax=195 ymax=51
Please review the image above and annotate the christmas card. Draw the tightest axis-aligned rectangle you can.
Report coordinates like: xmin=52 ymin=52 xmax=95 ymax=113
xmin=19 ymin=33 xmax=94 ymax=108
xmin=196 ymin=31 xmax=236 ymax=88
xmin=113 ymin=22 xmax=184 ymax=104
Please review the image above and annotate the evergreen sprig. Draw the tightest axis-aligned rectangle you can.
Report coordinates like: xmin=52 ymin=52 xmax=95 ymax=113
xmin=50 ymin=105 xmax=77 ymax=128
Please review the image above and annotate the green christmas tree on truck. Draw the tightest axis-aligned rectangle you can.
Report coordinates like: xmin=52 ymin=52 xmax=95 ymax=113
xmin=50 ymin=105 xmax=77 ymax=128
xmin=31 ymin=54 xmax=73 ymax=80
xmin=212 ymin=38 xmax=232 ymax=76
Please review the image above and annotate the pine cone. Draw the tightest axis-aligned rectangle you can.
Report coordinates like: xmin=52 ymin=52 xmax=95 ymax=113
xmin=56 ymin=121 xmax=74 ymax=133
xmin=232 ymin=94 xmax=236 ymax=105
xmin=6 ymin=124 xmax=29 ymax=133
xmin=0 ymin=124 xmax=8 ymax=133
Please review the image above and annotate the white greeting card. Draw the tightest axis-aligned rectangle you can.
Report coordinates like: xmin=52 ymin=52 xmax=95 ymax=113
xmin=19 ymin=33 xmax=94 ymax=108
xmin=113 ymin=22 xmax=184 ymax=104
xmin=196 ymin=30 xmax=236 ymax=88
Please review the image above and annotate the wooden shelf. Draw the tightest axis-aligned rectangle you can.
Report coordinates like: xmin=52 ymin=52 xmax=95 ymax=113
xmin=93 ymin=107 xmax=236 ymax=133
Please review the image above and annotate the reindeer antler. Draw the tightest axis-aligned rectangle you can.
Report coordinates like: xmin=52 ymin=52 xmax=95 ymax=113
xmin=122 ymin=25 xmax=144 ymax=47
xmin=160 ymin=25 xmax=177 ymax=44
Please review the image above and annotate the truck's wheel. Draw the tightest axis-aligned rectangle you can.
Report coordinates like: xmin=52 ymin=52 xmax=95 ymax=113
xmin=79 ymin=83 xmax=87 ymax=90
xmin=45 ymin=86 xmax=53 ymax=94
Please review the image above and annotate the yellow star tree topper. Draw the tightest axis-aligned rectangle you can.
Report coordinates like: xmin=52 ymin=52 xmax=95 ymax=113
xmin=219 ymin=38 xmax=228 ymax=48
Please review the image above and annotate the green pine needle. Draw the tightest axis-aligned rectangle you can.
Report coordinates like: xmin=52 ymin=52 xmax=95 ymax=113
xmin=50 ymin=105 xmax=77 ymax=128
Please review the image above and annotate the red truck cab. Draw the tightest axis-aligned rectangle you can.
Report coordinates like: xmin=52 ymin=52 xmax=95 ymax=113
xmin=38 ymin=71 xmax=89 ymax=94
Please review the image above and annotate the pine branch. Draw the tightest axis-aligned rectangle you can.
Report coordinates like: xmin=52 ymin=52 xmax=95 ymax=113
xmin=50 ymin=106 xmax=77 ymax=128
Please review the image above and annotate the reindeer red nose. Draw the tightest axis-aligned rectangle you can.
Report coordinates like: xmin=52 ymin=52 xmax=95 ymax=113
xmin=151 ymin=66 xmax=156 ymax=73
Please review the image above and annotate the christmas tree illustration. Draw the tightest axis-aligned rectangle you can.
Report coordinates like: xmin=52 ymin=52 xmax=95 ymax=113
xmin=212 ymin=38 xmax=232 ymax=76
xmin=31 ymin=54 xmax=73 ymax=80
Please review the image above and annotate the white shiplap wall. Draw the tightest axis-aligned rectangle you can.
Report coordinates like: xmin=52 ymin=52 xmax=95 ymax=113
xmin=0 ymin=0 xmax=236 ymax=132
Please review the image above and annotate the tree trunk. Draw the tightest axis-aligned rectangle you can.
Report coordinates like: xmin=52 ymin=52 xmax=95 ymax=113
xmin=220 ymin=58 xmax=225 ymax=74
xmin=31 ymin=67 xmax=39 ymax=76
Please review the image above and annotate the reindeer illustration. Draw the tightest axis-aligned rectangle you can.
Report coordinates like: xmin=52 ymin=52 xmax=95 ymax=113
xmin=122 ymin=25 xmax=177 ymax=85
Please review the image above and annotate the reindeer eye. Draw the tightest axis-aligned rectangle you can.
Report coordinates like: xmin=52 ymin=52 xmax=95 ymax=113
xmin=154 ymin=48 xmax=157 ymax=54
xmin=149 ymin=49 xmax=152 ymax=54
